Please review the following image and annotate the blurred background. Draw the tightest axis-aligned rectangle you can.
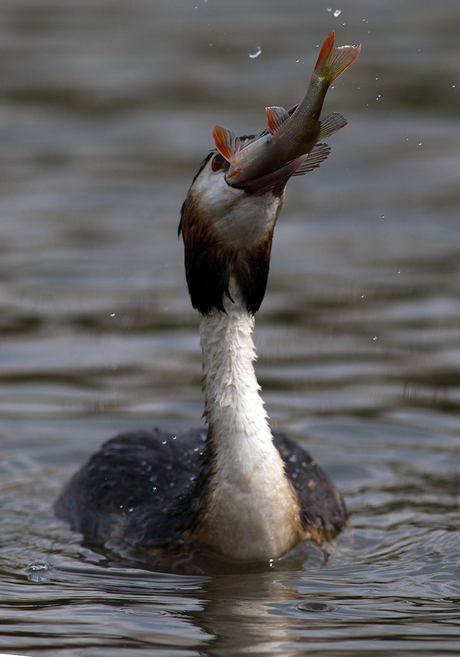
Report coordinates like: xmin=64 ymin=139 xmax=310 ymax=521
xmin=1 ymin=0 xmax=459 ymax=436
xmin=0 ymin=1 xmax=459 ymax=655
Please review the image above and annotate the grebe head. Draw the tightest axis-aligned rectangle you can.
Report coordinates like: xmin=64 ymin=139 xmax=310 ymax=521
xmin=178 ymin=136 xmax=298 ymax=318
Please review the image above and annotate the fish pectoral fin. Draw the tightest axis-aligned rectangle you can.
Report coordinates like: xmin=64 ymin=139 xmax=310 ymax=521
xmin=292 ymin=142 xmax=331 ymax=176
xmin=265 ymin=106 xmax=290 ymax=135
xmin=319 ymin=112 xmax=347 ymax=140
xmin=212 ymin=125 xmax=242 ymax=162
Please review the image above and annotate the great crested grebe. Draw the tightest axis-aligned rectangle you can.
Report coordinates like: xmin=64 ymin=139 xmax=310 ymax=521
xmin=56 ymin=32 xmax=360 ymax=562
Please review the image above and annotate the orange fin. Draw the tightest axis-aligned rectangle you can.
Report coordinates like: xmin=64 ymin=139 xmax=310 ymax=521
xmin=212 ymin=125 xmax=241 ymax=162
xmin=319 ymin=112 xmax=347 ymax=139
xmin=314 ymin=31 xmax=336 ymax=71
xmin=314 ymin=31 xmax=361 ymax=83
xmin=292 ymin=142 xmax=331 ymax=176
xmin=265 ymin=106 xmax=290 ymax=135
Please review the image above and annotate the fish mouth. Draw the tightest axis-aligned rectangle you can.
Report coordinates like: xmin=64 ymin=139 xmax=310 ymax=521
xmin=226 ymin=155 xmax=305 ymax=196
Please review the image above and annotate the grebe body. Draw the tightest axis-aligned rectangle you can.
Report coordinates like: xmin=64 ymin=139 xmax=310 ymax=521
xmin=56 ymin=428 xmax=345 ymax=560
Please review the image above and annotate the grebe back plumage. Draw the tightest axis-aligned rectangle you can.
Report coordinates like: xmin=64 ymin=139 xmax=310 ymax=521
xmin=56 ymin=32 xmax=360 ymax=562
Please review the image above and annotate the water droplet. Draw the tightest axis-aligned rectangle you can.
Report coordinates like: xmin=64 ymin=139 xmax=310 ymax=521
xmin=249 ymin=46 xmax=262 ymax=59
xmin=128 ymin=507 xmax=134 ymax=513
xmin=373 ymin=336 xmax=377 ymax=341
xmin=361 ymin=295 xmax=364 ymax=299
xmin=418 ymin=142 xmax=422 ymax=146
xmin=333 ymin=9 xmax=341 ymax=17
xmin=327 ymin=7 xmax=332 ymax=11
xmin=26 ymin=560 xmax=52 ymax=583
xmin=162 ymin=440 xmax=167 ymax=445
xmin=452 ymin=84 xmax=456 ymax=88
xmin=397 ymin=270 xmax=401 ymax=274
xmin=110 ymin=312 xmax=115 ymax=317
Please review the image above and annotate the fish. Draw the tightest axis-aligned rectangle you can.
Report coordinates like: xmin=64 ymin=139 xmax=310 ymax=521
xmin=212 ymin=31 xmax=361 ymax=191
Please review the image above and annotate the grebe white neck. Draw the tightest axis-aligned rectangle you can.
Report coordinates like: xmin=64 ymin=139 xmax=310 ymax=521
xmin=192 ymin=291 xmax=303 ymax=560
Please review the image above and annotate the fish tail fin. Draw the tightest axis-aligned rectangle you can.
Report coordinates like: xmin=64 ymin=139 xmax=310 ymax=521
xmin=212 ymin=125 xmax=241 ymax=162
xmin=314 ymin=31 xmax=361 ymax=84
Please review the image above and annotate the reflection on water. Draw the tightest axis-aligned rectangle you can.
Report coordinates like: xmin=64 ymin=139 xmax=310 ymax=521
xmin=0 ymin=0 xmax=460 ymax=655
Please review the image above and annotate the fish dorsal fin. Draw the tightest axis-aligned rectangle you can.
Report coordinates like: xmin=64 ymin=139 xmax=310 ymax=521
xmin=292 ymin=142 xmax=331 ymax=176
xmin=319 ymin=112 xmax=347 ymax=140
xmin=212 ymin=125 xmax=242 ymax=162
xmin=265 ymin=106 xmax=290 ymax=135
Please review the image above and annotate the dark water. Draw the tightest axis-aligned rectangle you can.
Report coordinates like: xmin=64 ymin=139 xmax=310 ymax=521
xmin=1 ymin=0 xmax=460 ymax=654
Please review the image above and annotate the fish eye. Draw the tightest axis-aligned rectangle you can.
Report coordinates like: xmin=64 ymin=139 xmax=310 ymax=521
xmin=211 ymin=154 xmax=229 ymax=172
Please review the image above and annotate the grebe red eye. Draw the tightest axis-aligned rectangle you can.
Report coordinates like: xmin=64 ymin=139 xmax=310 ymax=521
xmin=211 ymin=154 xmax=228 ymax=172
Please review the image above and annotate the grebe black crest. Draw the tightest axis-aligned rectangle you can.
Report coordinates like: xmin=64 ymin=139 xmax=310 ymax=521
xmin=56 ymin=32 xmax=360 ymax=562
